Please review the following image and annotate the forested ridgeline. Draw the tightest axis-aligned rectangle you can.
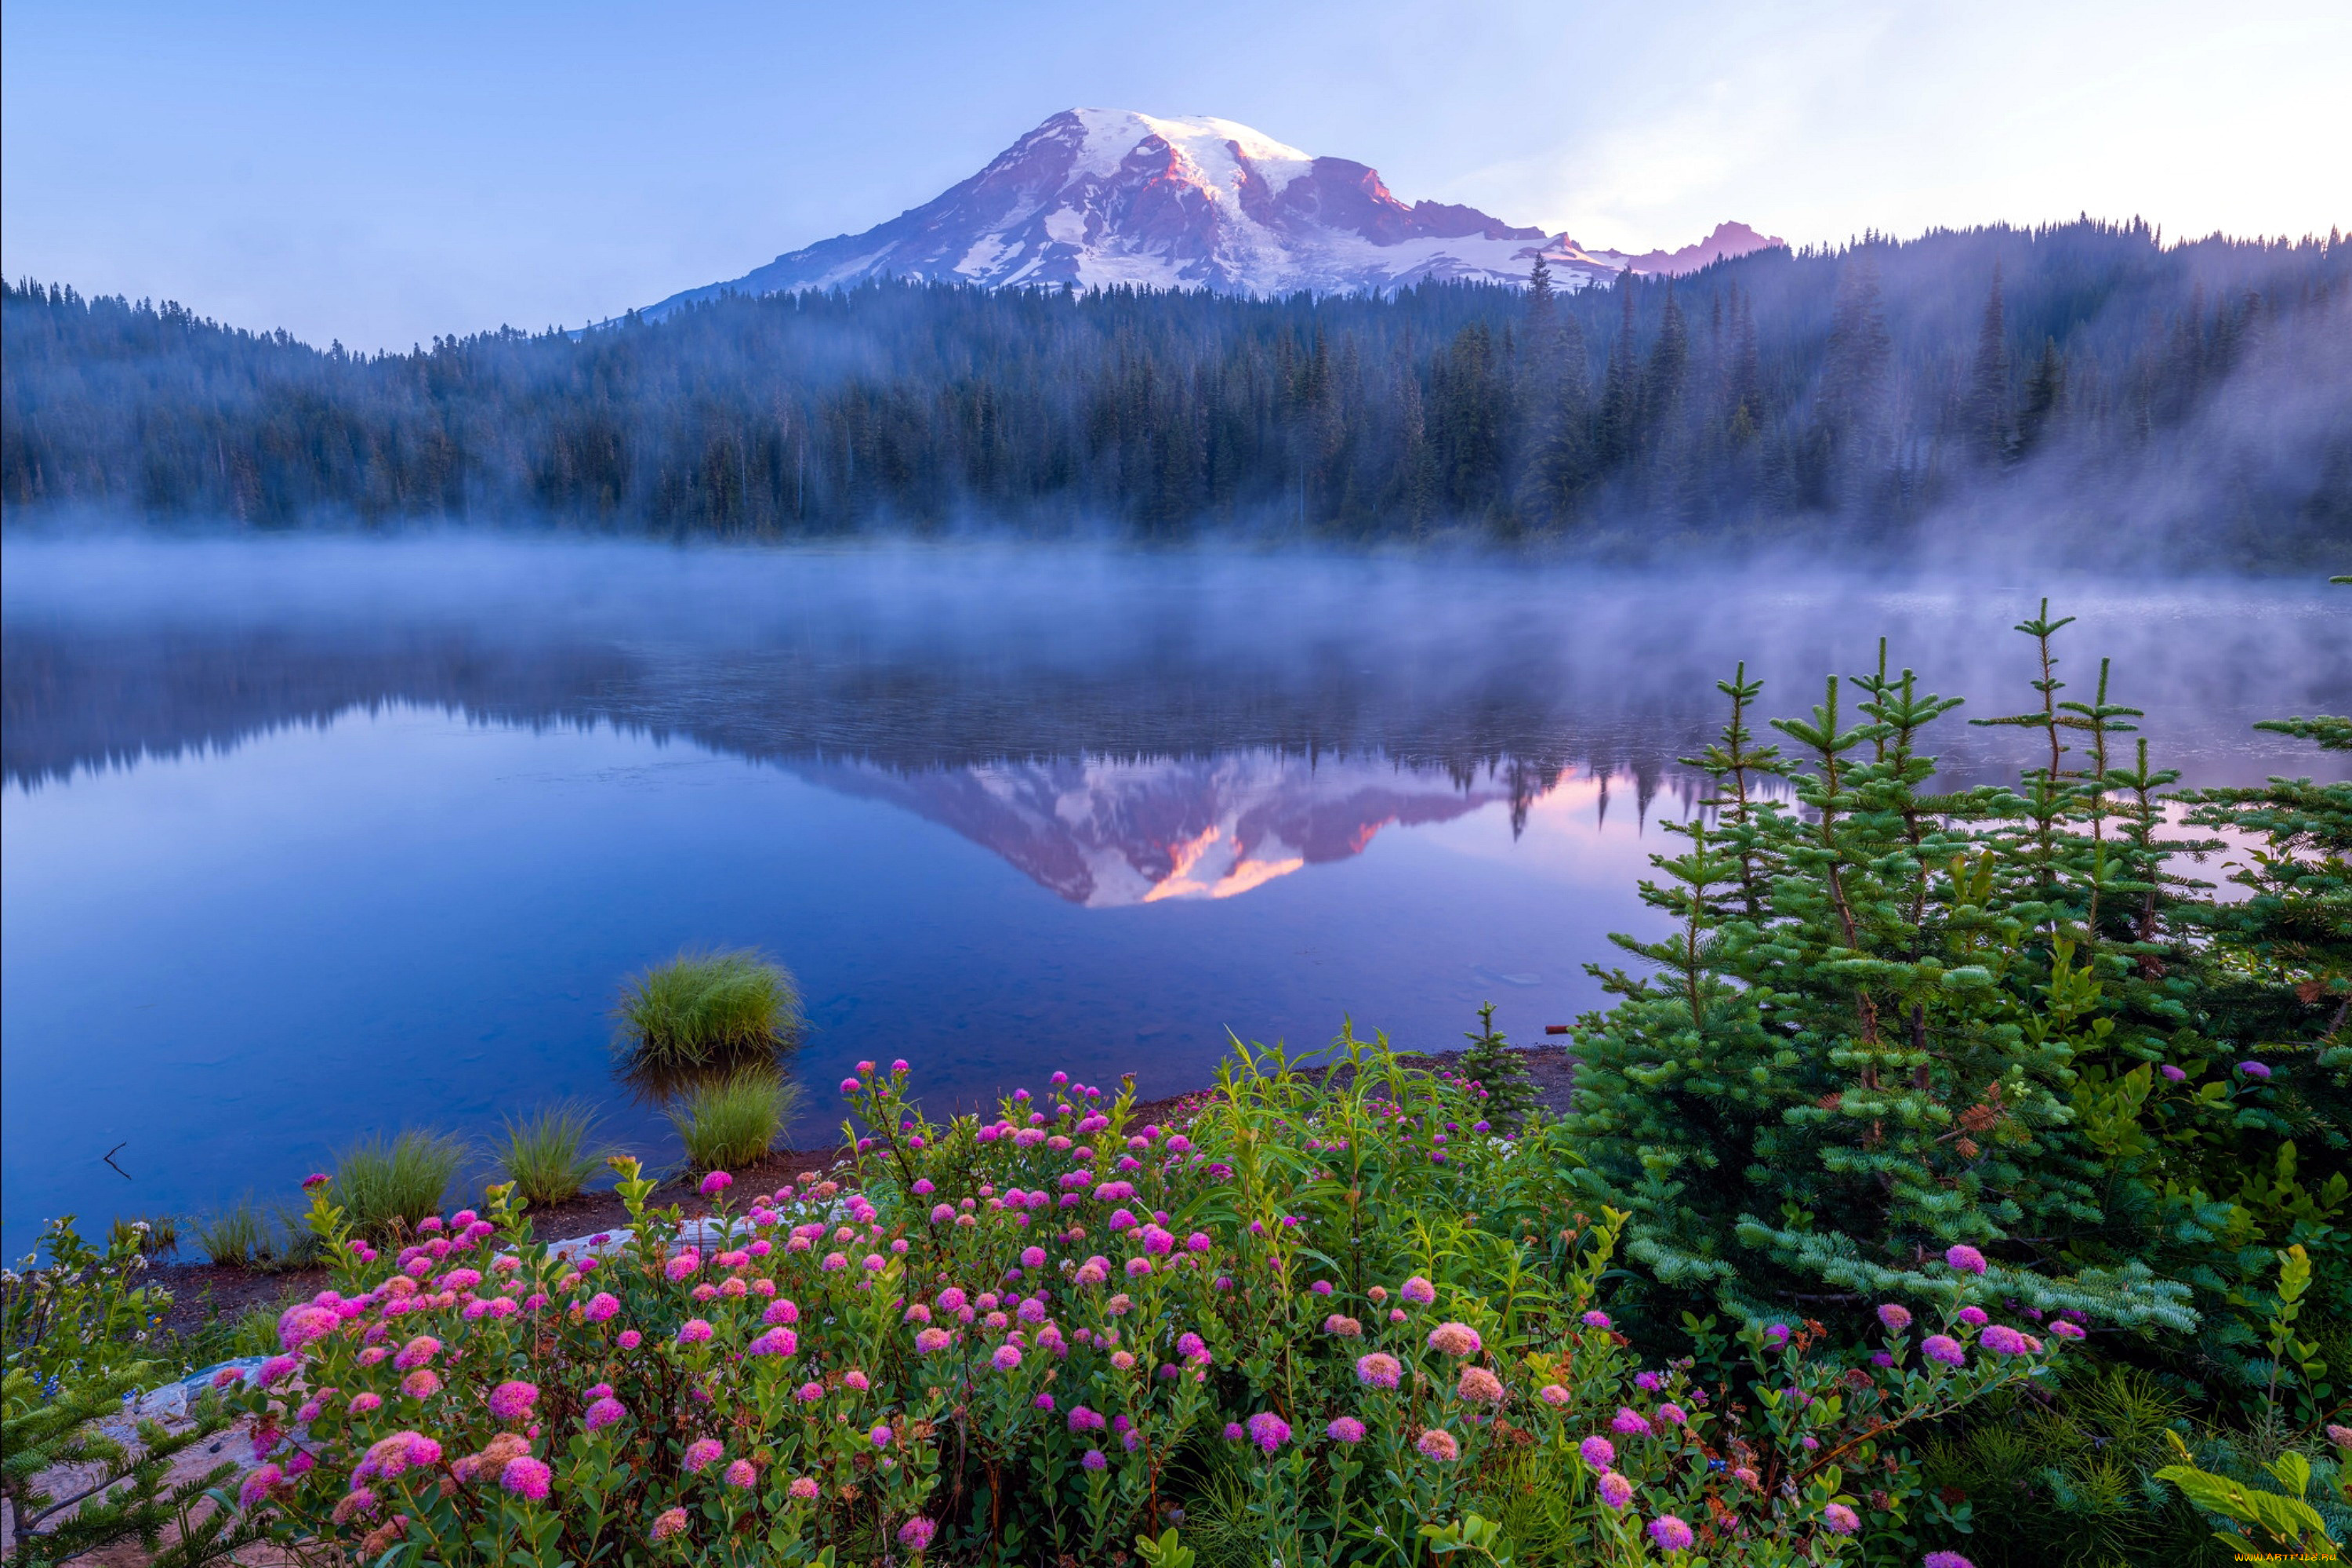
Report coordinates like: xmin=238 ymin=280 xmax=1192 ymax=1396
xmin=5 ymin=220 xmax=2347 ymax=556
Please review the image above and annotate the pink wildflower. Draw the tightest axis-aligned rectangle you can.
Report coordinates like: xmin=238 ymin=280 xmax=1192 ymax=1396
xmin=1356 ymin=1352 xmax=1403 ymax=1389
xmin=1579 ymin=1436 xmax=1615 ymax=1468
xmin=1399 ymin=1275 xmax=1437 ymax=1305
xmin=1824 ymin=1502 xmax=1860 ymax=1534
xmin=1415 ymin=1427 xmax=1460 ymax=1461
xmin=1327 ymin=1416 xmax=1367 ymax=1443
xmin=1943 ymin=1244 xmax=1988 ymax=1276
xmin=1878 ymin=1303 xmax=1913 ymax=1330
xmin=651 ymin=1507 xmax=689 ymax=1541
xmin=1457 ymin=1367 xmax=1505 ymax=1403
xmin=1426 ymin=1322 xmax=1482 ymax=1356
xmin=1247 ymin=1412 xmax=1292 ymax=1454
xmin=1611 ymin=1406 xmax=1653 ymax=1436
xmin=676 ymin=1318 xmax=713 ymax=1345
xmin=487 ymin=1381 xmax=538 ymax=1421
xmin=991 ymin=1344 xmax=1022 ymax=1371
xmin=584 ymin=1397 xmax=626 ymax=1432
xmin=1598 ymin=1471 xmax=1635 ymax=1508
xmin=789 ymin=1476 xmax=820 ymax=1500
xmin=725 ymin=1458 xmax=757 ymax=1488
xmin=1922 ymin=1334 xmax=1967 ymax=1367
xmin=700 ymin=1171 xmax=733 ymax=1196
xmin=583 ymin=1291 xmax=619 ymax=1323
xmin=501 ymin=1457 xmax=552 ymax=1501
xmin=1647 ymin=1515 xmax=1695 ymax=1552
xmin=400 ymin=1369 xmax=441 ymax=1399
xmin=682 ymin=1439 xmax=724 ymax=1473
xmin=898 ymin=1517 xmax=937 ymax=1551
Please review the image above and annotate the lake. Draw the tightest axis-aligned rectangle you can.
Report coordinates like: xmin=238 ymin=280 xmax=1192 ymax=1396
xmin=3 ymin=535 xmax=2344 ymax=1256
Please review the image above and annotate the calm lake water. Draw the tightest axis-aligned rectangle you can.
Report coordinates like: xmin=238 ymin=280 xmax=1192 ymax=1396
xmin=4 ymin=535 xmax=2345 ymax=1255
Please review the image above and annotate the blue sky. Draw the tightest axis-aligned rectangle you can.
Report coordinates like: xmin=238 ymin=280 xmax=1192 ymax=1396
xmin=4 ymin=1 xmax=2344 ymax=349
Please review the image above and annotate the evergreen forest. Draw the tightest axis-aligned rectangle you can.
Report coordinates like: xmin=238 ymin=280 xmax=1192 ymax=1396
xmin=5 ymin=220 xmax=2347 ymax=561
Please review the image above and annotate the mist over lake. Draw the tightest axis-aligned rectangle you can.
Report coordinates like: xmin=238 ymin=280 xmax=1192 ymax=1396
xmin=2 ymin=532 xmax=2344 ymax=1254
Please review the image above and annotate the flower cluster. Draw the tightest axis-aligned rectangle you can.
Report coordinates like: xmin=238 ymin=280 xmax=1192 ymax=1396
xmin=210 ymin=1045 xmax=2052 ymax=1566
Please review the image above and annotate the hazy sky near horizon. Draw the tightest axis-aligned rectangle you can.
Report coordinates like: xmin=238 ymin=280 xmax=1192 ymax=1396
xmin=4 ymin=1 xmax=2345 ymax=349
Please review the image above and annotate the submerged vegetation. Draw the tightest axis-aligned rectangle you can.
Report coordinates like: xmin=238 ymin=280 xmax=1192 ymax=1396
xmin=7 ymin=582 xmax=2347 ymax=1565
xmin=5 ymin=221 xmax=2348 ymax=560
xmin=615 ymin=949 xmax=801 ymax=1071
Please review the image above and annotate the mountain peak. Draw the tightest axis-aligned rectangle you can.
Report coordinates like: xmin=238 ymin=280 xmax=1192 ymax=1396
xmin=648 ymin=110 xmax=1778 ymax=311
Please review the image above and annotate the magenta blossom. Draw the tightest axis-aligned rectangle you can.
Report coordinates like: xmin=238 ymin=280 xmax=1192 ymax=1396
xmin=1647 ymin=1515 xmax=1696 ymax=1552
xmin=1824 ymin=1503 xmax=1860 ymax=1534
xmin=1877 ymin=1303 xmax=1913 ymax=1331
xmin=1611 ymin=1406 xmax=1653 ymax=1436
xmin=584 ymin=1397 xmax=626 ymax=1432
xmin=676 ymin=1318 xmax=713 ymax=1345
xmin=1327 ymin=1416 xmax=1367 ymax=1443
xmin=2237 ymin=1060 xmax=2272 ymax=1080
xmin=898 ymin=1517 xmax=937 ymax=1551
xmin=1246 ymin=1412 xmax=1292 ymax=1454
xmin=486 ymin=1381 xmax=539 ymax=1421
xmin=1944 ymin=1243 xmax=1988 ymax=1276
xmin=699 ymin=1171 xmax=733 ymax=1196
xmin=1923 ymin=1555 xmax=1979 ymax=1568
xmin=501 ymin=1456 xmax=553 ymax=1501
xmin=1579 ymin=1436 xmax=1616 ymax=1468
xmin=1598 ymin=1470 xmax=1635 ymax=1508
xmin=1980 ymin=1324 xmax=2031 ymax=1356
xmin=1922 ymin=1334 xmax=1967 ymax=1367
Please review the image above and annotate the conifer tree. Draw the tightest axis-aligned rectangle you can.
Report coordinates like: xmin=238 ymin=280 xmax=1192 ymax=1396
xmin=1965 ymin=263 xmax=2013 ymax=465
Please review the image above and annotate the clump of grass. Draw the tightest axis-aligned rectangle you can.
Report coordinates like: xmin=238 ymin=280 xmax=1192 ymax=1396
xmin=194 ymin=1200 xmax=269 ymax=1267
xmin=330 ymin=1129 xmax=468 ymax=1236
xmin=498 ymin=1101 xmax=609 ymax=1206
xmin=667 ymin=1067 xmax=800 ymax=1172
xmin=110 ymin=1214 xmax=180 ymax=1258
xmin=615 ymin=949 xmax=800 ymax=1070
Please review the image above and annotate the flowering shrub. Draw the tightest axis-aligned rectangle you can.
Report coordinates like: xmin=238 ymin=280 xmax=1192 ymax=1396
xmin=214 ymin=1041 xmax=2063 ymax=1565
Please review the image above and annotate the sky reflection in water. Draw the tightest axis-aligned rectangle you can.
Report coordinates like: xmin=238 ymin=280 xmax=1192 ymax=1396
xmin=3 ymin=536 xmax=2343 ymax=1253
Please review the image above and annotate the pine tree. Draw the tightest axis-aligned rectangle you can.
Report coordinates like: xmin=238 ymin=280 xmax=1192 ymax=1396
xmin=1455 ymin=1002 xmax=1539 ymax=1133
xmin=2016 ymin=336 xmax=2067 ymax=456
xmin=1965 ymin=263 xmax=2012 ymax=466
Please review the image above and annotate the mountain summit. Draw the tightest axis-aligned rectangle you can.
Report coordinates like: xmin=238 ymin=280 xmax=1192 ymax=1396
xmin=648 ymin=109 xmax=1780 ymax=311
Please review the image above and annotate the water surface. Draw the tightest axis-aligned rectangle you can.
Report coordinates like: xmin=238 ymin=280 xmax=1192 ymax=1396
xmin=4 ymin=536 xmax=2343 ymax=1254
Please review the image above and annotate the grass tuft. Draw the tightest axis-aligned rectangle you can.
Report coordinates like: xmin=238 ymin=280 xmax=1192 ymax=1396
xmin=498 ymin=1101 xmax=610 ymax=1206
xmin=667 ymin=1067 xmax=800 ymax=1172
xmin=615 ymin=949 xmax=800 ymax=1070
xmin=330 ymin=1129 xmax=468 ymax=1236
xmin=194 ymin=1200 xmax=269 ymax=1267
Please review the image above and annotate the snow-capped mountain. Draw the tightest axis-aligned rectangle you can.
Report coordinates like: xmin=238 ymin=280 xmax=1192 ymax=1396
xmin=647 ymin=109 xmax=1780 ymax=312
xmin=793 ymin=750 xmax=1518 ymax=908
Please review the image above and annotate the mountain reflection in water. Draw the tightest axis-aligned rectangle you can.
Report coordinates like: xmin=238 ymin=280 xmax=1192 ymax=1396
xmin=3 ymin=536 xmax=2343 ymax=1253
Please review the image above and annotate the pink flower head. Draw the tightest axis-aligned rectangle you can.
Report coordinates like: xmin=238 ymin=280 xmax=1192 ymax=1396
xmin=2161 ymin=1064 xmax=2188 ymax=1082
xmin=1399 ymin=1275 xmax=1438 ymax=1305
xmin=666 ymin=1250 xmax=702 ymax=1282
xmin=1581 ymin=1309 xmax=1613 ymax=1329
xmin=840 ymin=1077 xmax=861 ymax=1094
xmin=898 ymin=1516 xmax=937 ymax=1551
xmin=1247 ymin=1412 xmax=1292 ymax=1454
xmin=1957 ymin=1306 xmax=1989 ymax=1326
xmin=1923 ymin=1555 xmax=1979 ymax=1568
xmin=1634 ymin=1370 xmax=1664 ymax=1392
xmin=585 ymin=1397 xmax=626 ymax=1432
xmin=789 ymin=1475 xmax=821 ymax=1500
xmin=764 ymin=1297 xmax=800 ymax=1325
xmin=2238 ymin=1060 xmax=2272 ymax=1080
xmin=618 ymin=1329 xmax=642 ymax=1349
xmin=1457 ymin=1366 xmax=1506 ymax=1403
xmin=400 ymin=1369 xmax=441 ymax=1399
xmin=700 ymin=1171 xmax=733 ymax=1196
xmin=1658 ymin=1403 xmax=1688 ymax=1425
xmin=256 ymin=1354 xmax=300 ymax=1388
xmin=1426 ymin=1322 xmax=1482 ymax=1357
xmin=682 ymin=1439 xmax=724 ymax=1473
xmin=1327 ymin=1416 xmax=1367 ymax=1443
xmin=1323 ymin=1313 xmax=1363 ymax=1338
xmin=1415 ymin=1427 xmax=1460 ymax=1461
xmin=348 ymin=1392 xmax=383 ymax=1414
xmin=1598 ymin=1470 xmax=1636 ymax=1509
xmin=1579 ymin=1436 xmax=1616 ymax=1468
xmin=991 ymin=1344 xmax=1022 ymax=1371
xmin=1540 ymin=1384 xmax=1570 ymax=1406
xmin=487 ymin=1381 xmax=539 ymax=1421
xmin=1356 ymin=1352 xmax=1403 ymax=1389
xmin=725 ymin=1458 xmax=757 ymax=1488
xmin=915 ymin=1327 xmax=953 ymax=1354
xmin=1647 ymin=1515 xmax=1696 ymax=1552
xmin=1611 ymin=1406 xmax=1653 ymax=1436
xmin=501 ymin=1456 xmax=553 ymax=1501
xmin=870 ymin=1425 xmax=893 ymax=1448
xmin=1878 ymin=1303 xmax=1913 ymax=1331
xmin=750 ymin=1327 xmax=799 ymax=1357
xmin=278 ymin=1304 xmax=339 ymax=1352
xmin=1922 ymin=1334 xmax=1967 ymax=1367
xmin=1823 ymin=1502 xmax=1860 ymax=1534
xmin=676 ymin=1318 xmax=713 ymax=1345
xmin=236 ymin=1464 xmax=284 ymax=1508
xmin=1979 ymin=1324 xmax=2031 ymax=1356
xmin=1943 ymin=1244 xmax=1988 ymax=1276
xmin=652 ymin=1507 xmax=689 ymax=1541
xmin=2052 ymin=1320 xmax=2086 ymax=1339
xmin=1081 ymin=1446 xmax=1108 ymax=1470
xmin=393 ymin=1334 xmax=441 ymax=1370
xmin=583 ymin=1291 xmax=619 ymax=1323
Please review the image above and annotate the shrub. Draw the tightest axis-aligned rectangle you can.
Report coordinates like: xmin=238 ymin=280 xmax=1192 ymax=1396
xmin=497 ymin=1102 xmax=609 ymax=1207
xmin=328 ymin=1130 xmax=466 ymax=1238
xmin=615 ymin=949 xmax=800 ymax=1069
xmin=667 ymin=1067 xmax=797 ymax=1172
xmin=1 ymin=1217 xmax=273 ymax=1567
xmin=219 ymin=1047 xmax=2062 ymax=1566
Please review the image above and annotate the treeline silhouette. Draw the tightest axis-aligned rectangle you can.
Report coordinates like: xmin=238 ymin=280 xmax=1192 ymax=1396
xmin=5 ymin=219 xmax=2346 ymax=554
